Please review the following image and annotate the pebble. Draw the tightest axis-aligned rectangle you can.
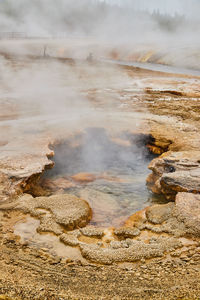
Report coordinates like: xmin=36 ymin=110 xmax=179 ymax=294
xmin=190 ymin=260 xmax=195 ymax=264
xmin=181 ymin=257 xmax=190 ymax=262
xmin=141 ymin=265 xmax=147 ymax=270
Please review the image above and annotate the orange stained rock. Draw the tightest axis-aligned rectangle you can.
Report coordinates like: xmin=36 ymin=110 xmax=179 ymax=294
xmin=140 ymin=51 xmax=155 ymax=63
xmin=150 ymin=183 xmax=161 ymax=195
xmin=147 ymin=144 xmax=164 ymax=155
xmin=146 ymin=173 xmax=161 ymax=194
xmin=125 ymin=208 xmax=147 ymax=227
xmin=72 ymin=172 xmax=129 ymax=184
xmin=71 ymin=173 xmax=98 ymax=183
xmin=112 ymin=215 xmax=130 ymax=228
xmin=100 ymin=173 xmax=128 ymax=183
xmin=42 ymin=177 xmax=75 ymax=190
xmin=146 ymin=173 xmax=156 ymax=185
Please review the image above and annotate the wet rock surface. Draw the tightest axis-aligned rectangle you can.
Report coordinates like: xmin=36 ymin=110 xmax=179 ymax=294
xmin=148 ymin=151 xmax=200 ymax=199
xmin=0 ymin=135 xmax=54 ymax=204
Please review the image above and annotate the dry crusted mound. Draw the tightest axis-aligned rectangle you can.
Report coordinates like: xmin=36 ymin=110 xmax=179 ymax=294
xmin=16 ymin=194 xmax=92 ymax=232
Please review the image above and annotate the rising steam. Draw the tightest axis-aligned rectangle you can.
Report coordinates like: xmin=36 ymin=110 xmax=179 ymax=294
xmin=0 ymin=0 xmax=199 ymax=69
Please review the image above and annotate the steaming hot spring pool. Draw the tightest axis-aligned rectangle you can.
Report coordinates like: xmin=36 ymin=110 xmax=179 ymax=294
xmin=40 ymin=127 xmax=166 ymax=227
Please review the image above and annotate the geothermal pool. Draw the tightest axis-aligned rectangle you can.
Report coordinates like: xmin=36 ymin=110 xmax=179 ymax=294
xmin=40 ymin=128 xmax=165 ymax=227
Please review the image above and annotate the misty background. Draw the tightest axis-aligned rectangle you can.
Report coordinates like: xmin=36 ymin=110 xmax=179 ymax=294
xmin=0 ymin=0 xmax=199 ymax=42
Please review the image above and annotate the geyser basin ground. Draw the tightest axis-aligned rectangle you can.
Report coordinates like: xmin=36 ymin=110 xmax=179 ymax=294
xmin=0 ymin=52 xmax=200 ymax=299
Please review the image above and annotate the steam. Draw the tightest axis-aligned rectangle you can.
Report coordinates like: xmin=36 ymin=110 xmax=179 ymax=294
xmin=0 ymin=0 xmax=199 ymax=39
xmin=0 ymin=53 xmax=139 ymax=142
xmin=0 ymin=0 xmax=199 ymax=69
xmin=0 ymin=0 xmax=199 ymax=140
xmin=51 ymin=128 xmax=149 ymax=176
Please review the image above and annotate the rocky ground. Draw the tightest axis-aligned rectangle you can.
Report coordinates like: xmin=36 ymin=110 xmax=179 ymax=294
xmin=0 ymin=54 xmax=200 ymax=299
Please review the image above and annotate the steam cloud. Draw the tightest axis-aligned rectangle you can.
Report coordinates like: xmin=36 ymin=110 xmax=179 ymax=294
xmin=0 ymin=0 xmax=199 ymax=42
xmin=0 ymin=0 xmax=199 ymax=134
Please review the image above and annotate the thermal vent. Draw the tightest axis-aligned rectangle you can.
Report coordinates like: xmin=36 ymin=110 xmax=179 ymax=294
xmin=40 ymin=128 xmax=165 ymax=227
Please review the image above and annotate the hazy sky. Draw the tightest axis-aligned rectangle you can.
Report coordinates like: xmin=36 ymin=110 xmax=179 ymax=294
xmin=102 ymin=0 xmax=199 ymax=16
xmin=0 ymin=0 xmax=199 ymax=38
